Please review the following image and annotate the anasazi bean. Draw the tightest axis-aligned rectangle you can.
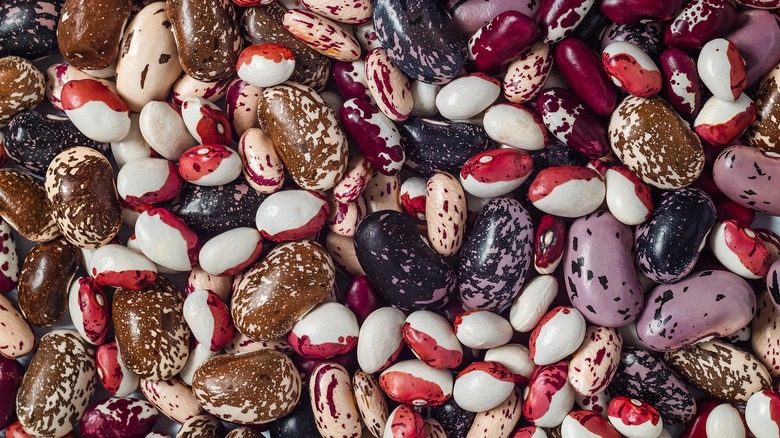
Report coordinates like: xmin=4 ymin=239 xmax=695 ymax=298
xmin=5 ymin=3 xmax=780 ymax=437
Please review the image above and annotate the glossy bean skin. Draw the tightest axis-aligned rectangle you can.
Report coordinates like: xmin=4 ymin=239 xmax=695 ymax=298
xmin=554 ymin=37 xmax=618 ymax=117
xmin=664 ymin=0 xmax=737 ymax=51
xmin=242 ymin=4 xmax=330 ymax=91
xmin=599 ymin=0 xmax=684 ymax=24
xmin=355 ymin=211 xmax=455 ymax=310
xmin=539 ymin=88 xmax=610 ymax=159
xmin=373 ymin=0 xmax=467 ymax=84
xmin=399 ymin=117 xmax=491 ymax=177
xmin=748 ymin=63 xmax=780 ymax=154
xmin=635 ymin=270 xmax=755 ymax=352
xmin=665 ymin=340 xmax=771 ymax=404
xmin=4 ymin=111 xmax=108 ymax=177
xmin=607 ymin=347 xmax=696 ymax=424
xmin=659 ymin=49 xmax=704 ymax=121
xmin=467 ymin=11 xmax=540 ymax=75
xmin=458 ymin=197 xmax=533 ymax=311
xmin=0 ymin=0 xmax=61 ymax=59
xmin=564 ymin=211 xmax=643 ymax=328
xmin=634 ymin=188 xmax=716 ymax=283
xmin=600 ymin=21 xmax=664 ymax=59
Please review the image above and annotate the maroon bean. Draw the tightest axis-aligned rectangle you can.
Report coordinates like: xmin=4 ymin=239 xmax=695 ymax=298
xmin=554 ymin=37 xmax=618 ymax=116
xmin=467 ymin=11 xmax=539 ymax=75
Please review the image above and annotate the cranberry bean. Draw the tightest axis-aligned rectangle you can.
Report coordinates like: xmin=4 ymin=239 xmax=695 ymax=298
xmin=539 ymin=0 xmax=594 ymax=44
xmin=283 ymin=9 xmax=361 ymax=62
xmin=117 ymin=158 xmax=183 ymax=206
xmin=341 ymin=98 xmax=405 ymax=176
xmin=255 ymin=190 xmax=328 ymax=242
xmin=171 ymin=73 xmax=233 ymax=107
xmin=288 ymin=302 xmax=358 ymax=359
xmin=698 ymin=38 xmax=747 ymax=102
xmin=403 ymin=310 xmax=463 ymax=369
xmin=745 ymin=390 xmax=780 ymax=438
xmin=185 ymin=266 xmax=232 ymax=301
xmin=0 ymin=293 xmax=34 ymax=359
xmin=384 ymin=405 xmax=425 ymax=438
xmin=561 ymin=410 xmax=621 ymax=437
xmin=79 ymin=398 xmax=159 ymax=438
xmin=524 ymin=361 xmax=576 ymax=428
xmin=380 ymin=359 xmax=453 ymax=407
xmin=695 ymin=94 xmax=757 ymax=146
xmin=504 ymin=42 xmax=554 ymax=103
xmin=708 ymin=220 xmax=771 ymax=279
xmin=44 ymin=63 xmax=117 ymax=112
xmin=60 ymin=79 xmax=131 ymax=143
xmin=333 ymin=60 xmax=375 ymax=103
xmin=67 ymin=277 xmax=109 ymax=345
xmin=352 ymin=371 xmax=388 ymax=437
xmin=604 ymin=166 xmax=653 ymax=226
xmin=538 ymin=88 xmax=610 ymax=158
xmin=225 ymin=79 xmax=261 ymax=138
xmin=362 ymin=172 xmax=402 ymax=213
xmin=309 ymin=363 xmax=361 ymax=437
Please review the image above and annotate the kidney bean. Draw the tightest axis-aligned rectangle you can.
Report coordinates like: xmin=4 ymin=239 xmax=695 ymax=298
xmin=467 ymin=11 xmax=539 ymax=75
xmin=599 ymin=0 xmax=684 ymax=24
xmin=555 ymin=38 xmax=618 ymax=116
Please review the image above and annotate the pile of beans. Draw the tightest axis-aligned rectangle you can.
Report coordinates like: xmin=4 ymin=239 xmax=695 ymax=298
xmin=1 ymin=0 xmax=780 ymax=436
